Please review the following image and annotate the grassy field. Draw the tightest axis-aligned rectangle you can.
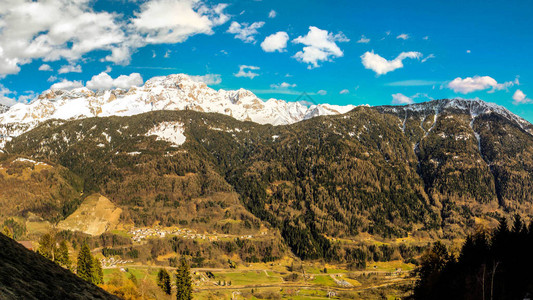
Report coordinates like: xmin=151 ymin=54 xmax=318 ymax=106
xmin=213 ymin=270 xmax=283 ymax=286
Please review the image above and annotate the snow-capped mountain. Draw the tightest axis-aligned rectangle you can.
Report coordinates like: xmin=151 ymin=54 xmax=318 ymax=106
xmin=378 ymin=98 xmax=533 ymax=135
xmin=0 ymin=74 xmax=355 ymax=149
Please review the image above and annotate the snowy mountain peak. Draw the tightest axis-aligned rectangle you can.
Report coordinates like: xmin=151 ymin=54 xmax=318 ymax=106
xmin=0 ymin=73 xmax=356 ymax=149
xmin=379 ymin=98 xmax=532 ymax=134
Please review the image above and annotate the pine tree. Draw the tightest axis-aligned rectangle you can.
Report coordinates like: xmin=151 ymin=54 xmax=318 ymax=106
xmin=157 ymin=268 xmax=172 ymax=295
xmin=176 ymin=258 xmax=192 ymax=300
xmin=37 ymin=233 xmax=55 ymax=261
xmin=2 ymin=225 xmax=13 ymax=238
xmin=92 ymin=256 xmax=104 ymax=284
xmin=55 ymin=240 xmax=71 ymax=269
xmin=77 ymin=243 xmax=93 ymax=282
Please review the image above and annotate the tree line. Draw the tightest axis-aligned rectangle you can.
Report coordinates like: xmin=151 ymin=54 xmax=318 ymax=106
xmin=413 ymin=215 xmax=533 ymax=299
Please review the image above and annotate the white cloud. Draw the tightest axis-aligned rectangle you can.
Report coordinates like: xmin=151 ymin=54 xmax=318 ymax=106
xmin=0 ymin=0 xmax=230 ymax=76
xmin=270 ymin=82 xmax=296 ymax=89
xmin=356 ymin=35 xmax=370 ymax=43
xmin=189 ymin=74 xmax=222 ymax=85
xmin=292 ymin=26 xmax=349 ymax=69
xmin=466 ymin=50 xmax=471 ymax=54
xmin=447 ymin=76 xmax=517 ymax=94
xmin=421 ymin=54 xmax=435 ymax=63
xmin=261 ymin=31 xmax=289 ymax=52
xmin=132 ymin=0 xmax=229 ymax=44
xmin=268 ymin=10 xmax=276 ymax=18
xmin=234 ymin=65 xmax=260 ymax=79
xmin=50 ymin=79 xmax=83 ymax=90
xmin=227 ymin=21 xmax=265 ymax=43
xmin=0 ymin=85 xmax=16 ymax=106
xmin=86 ymin=72 xmax=143 ymax=90
xmin=392 ymin=93 xmax=414 ymax=104
xmin=0 ymin=0 xmax=127 ymax=75
xmin=339 ymin=89 xmax=349 ymax=95
xmin=361 ymin=51 xmax=422 ymax=75
xmin=39 ymin=64 xmax=53 ymax=71
xmin=512 ymin=89 xmax=532 ymax=104
xmin=58 ymin=64 xmax=82 ymax=74
xmin=0 ymin=84 xmax=36 ymax=106
xmin=397 ymin=33 xmax=409 ymax=40
xmin=317 ymin=90 xmax=327 ymax=95
xmin=47 ymin=75 xmax=58 ymax=82
xmin=423 ymin=36 xmax=429 ymax=40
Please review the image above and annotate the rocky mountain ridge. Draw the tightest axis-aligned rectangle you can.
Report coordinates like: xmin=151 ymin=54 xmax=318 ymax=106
xmin=0 ymin=74 xmax=356 ymax=148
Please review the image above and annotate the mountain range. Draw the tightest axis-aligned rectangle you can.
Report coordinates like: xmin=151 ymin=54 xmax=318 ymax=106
xmin=0 ymin=74 xmax=355 ymax=149
xmin=1 ymin=74 xmax=533 ymax=260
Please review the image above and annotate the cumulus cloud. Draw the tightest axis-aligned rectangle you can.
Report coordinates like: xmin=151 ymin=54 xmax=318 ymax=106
xmin=234 ymin=65 xmax=260 ymax=79
xmin=357 ymin=35 xmax=370 ymax=43
xmin=397 ymin=33 xmax=409 ymax=40
xmin=133 ymin=0 xmax=229 ymax=44
xmin=0 ymin=0 xmax=230 ymax=76
xmin=39 ymin=64 xmax=53 ymax=72
xmin=392 ymin=93 xmax=414 ymax=104
xmin=293 ymin=26 xmax=349 ymax=69
xmin=0 ymin=0 xmax=126 ymax=76
xmin=50 ymin=79 xmax=84 ymax=90
xmin=58 ymin=64 xmax=82 ymax=74
xmin=0 ymin=84 xmax=37 ymax=106
xmin=512 ymin=89 xmax=532 ymax=104
xmin=86 ymin=72 xmax=143 ymax=90
xmin=189 ymin=74 xmax=222 ymax=85
xmin=227 ymin=21 xmax=265 ymax=43
xmin=361 ymin=51 xmax=422 ymax=75
xmin=268 ymin=10 xmax=276 ymax=18
xmin=0 ymin=85 xmax=16 ymax=106
xmin=261 ymin=31 xmax=289 ymax=52
xmin=270 ymin=82 xmax=296 ymax=89
xmin=447 ymin=76 xmax=518 ymax=94
xmin=317 ymin=90 xmax=327 ymax=95
xmin=339 ymin=89 xmax=349 ymax=94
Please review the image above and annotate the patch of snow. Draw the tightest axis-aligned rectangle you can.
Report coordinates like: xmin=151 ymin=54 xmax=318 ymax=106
xmin=102 ymin=132 xmax=111 ymax=143
xmin=14 ymin=158 xmax=36 ymax=164
xmin=146 ymin=122 xmax=186 ymax=147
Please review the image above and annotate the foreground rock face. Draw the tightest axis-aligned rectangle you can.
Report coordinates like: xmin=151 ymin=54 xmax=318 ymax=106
xmin=0 ymin=233 xmax=119 ymax=300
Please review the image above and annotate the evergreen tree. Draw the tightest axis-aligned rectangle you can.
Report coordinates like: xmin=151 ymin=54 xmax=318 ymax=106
xmin=55 ymin=240 xmax=71 ymax=269
xmin=92 ymin=256 xmax=104 ymax=285
xmin=37 ymin=233 xmax=56 ymax=261
xmin=77 ymin=243 xmax=93 ymax=282
xmin=157 ymin=268 xmax=172 ymax=295
xmin=176 ymin=258 xmax=192 ymax=300
xmin=2 ymin=225 xmax=13 ymax=238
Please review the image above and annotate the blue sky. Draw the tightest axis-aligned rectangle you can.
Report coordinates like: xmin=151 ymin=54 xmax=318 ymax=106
xmin=0 ymin=0 xmax=532 ymax=121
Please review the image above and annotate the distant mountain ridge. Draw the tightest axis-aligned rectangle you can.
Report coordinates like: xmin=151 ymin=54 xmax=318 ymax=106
xmin=0 ymin=74 xmax=355 ymax=148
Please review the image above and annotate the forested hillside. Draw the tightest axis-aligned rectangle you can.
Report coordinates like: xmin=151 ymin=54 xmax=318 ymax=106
xmin=4 ymin=99 xmax=533 ymax=260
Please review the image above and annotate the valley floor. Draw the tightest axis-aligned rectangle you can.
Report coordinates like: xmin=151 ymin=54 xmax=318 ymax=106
xmin=101 ymin=259 xmax=416 ymax=299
